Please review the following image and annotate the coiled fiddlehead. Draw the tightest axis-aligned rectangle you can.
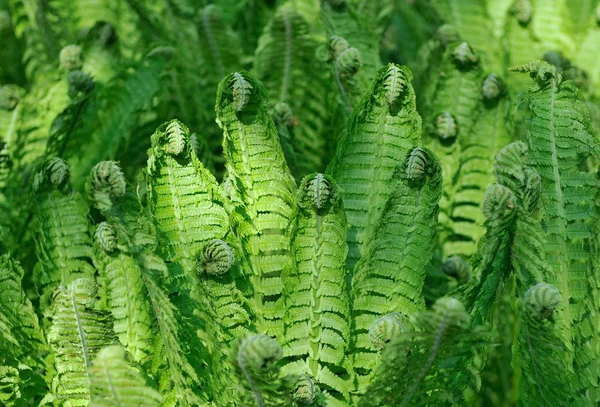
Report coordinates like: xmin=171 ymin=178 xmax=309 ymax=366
xmin=237 ymin=334 xmax=283 ymax=405
xmin=369 ymin=314 xmax=406 ymax=351
xmin=434 ymin=112 xmax=457 ymax=140
xmin=482 ymin=184 xmax=516 ymax=228
xmin=329 ymin=35 xmax=350 ymax=60
xmin=451 ymin=42 xmax=478 ymax=69
xmin=293 ymin=374 xmax=318 ymax=405
xmin=524 ymin=283 xmax=560 ymax=321
xmin=195 ymin=239 xmax=233 ymax=276
xmin=67 ymin=70 xmax=93 ymax=99
xmin=95 ymin=222 xmax=117 ymax=253
xmin=433 ymin=24 xmax=460 ymax=46
xmin=59 ymin=44 xmax=83 ymax=71
xmin=165 ymin=120 xmax=187 ymax=156
xmin=272 ymin=102 xmax=294 ymax=128
xmin=335 ymin=47 xmax=362 ymax=77
xmin=512 ymin=0 xmax=532 ymax=25
xmin=231 ymin=72 xmax=253 ymax=112
xmin=297 ymin=173 xmax=335 ymax=211
xmin=442 ymin=255 xmax=471 ymax=285
xmin=88 ymin=161 xmax=126 ymax=212
xmin=46 ymin=157 xmax=70 ymax=187
xmin=0 ymin=85 xmax=22 ymax=111
xmin=406 ymin=147 xmax=429 ymax=182
xmin=481 ymin=74 xmax=505 ymax=103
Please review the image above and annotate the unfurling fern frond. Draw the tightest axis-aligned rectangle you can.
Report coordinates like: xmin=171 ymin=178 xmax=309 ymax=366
xmin=234 ymin=334 xmax=294 ymax=407
xmin=32 ymin=158 xmax=96 ymax=309
xmin=231 ymin=72 xmax=253 ymax=112
xmin=328 ymin=64 xmax=422 ymax=272
xmin=513 ymin=283 xmax=573 ymax=406
xmin=442 ymin=255 xmax=471 ymax=285
xmin=216 ymin=72 xmax=296 ymax=339
xmin=195 ymin=239 xmax=233 ymax=276
xmin=255 ymin=5 xmax=331 ymax=179
xmin=90 ymin=345 xmax=162 ymax=407
xmin=283 ymin=173 xmax=351 ymax=404
xmin=368 ymin=314 xmax=407 ymax=351
xmin=47 ymin=279 xmax=116 ymax=405
xmin=350 ymin=147 xmax=441 ymax=398
xmin=360 ymin=297 xmax=485 ymax=407
xmin=512 ymin=60 xmax=600 ymax=401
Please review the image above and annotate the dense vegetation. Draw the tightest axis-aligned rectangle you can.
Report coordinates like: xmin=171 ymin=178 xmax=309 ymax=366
xmin=1 ymin=0 xmax=600 ymax=406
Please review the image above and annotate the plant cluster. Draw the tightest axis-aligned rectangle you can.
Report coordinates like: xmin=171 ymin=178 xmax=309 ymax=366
xmin=1 ymin=1 xmax=600 ymax=406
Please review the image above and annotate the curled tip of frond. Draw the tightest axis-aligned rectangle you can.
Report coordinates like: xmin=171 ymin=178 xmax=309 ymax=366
xmin=195 ymin=239 xmax=233 ymax=276
xmin=238 ymin=334 xmax=283 ymax=371
xmin=293 ymin=374 xmax=319 ymax=405
xmin=46 ymin=157 xmax=70 ymax=186
xmin=0 ymin=84 xmax=23 ymax=111
xmin=67 ymin=70 xmax=93 ymax=99
xmin=451 ymin=42 xmax=478 ymax=68
xmin=95 ymin=222 xmax=117 ymax=252
xmin=272 ymin=102 xmax=294 ymax=127
xmin=495 ymin=141 xmax=528 ymax=166
xmin=481 ymin=74 xmax=505 ymax=102
xmin=509 ymin=60 xmax=558 ymax=85
xmin=434 ymin=112 xmax=457 ymax=140
xmin=369 ymin=314 xmax=406 ymax=351
xmin=524 ymin=283 xmax=561 ymax=321
xmin=59 ymin=44 xmax=83 ymax=71
xmin=329 ymin=35 xmax=349 ymax=60
xmin=383 ymin=65 xmax=409 ymax=107
xmin=298 ymin=173 xmax=337 ymax=211
xmin=70 ymin=278 xmax=99 ymax=307
xmin=434 ymin=24 xmax=460 ymax=46
xmin=336 ymin=47 xmax=362 ymax=77
xmin=442 ymin=255 xmax=471 ymax=285
xmin=230 ymin=72 xmax=253 ymax=112
xmin=165 ymin=120 xmax=188 ymax=155
xmin=482 ymin=184 xmax=516 ymax=225
xmin=432 ymin=297 xmax=470 ymax=326
xmin=406 ymin=147 xmax=429 ymax=182
xmin=90 ymin=161 xmax=127 ymax=198
xmin=512 ymin=0 xmax=532 ymax=25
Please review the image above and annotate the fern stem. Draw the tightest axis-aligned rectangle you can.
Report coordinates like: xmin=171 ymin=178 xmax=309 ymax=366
xmin=71 ymin=288 xmax=91 ymax=376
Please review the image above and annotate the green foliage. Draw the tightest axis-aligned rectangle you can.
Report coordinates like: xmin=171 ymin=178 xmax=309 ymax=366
xmin=2 ymin=3 xmax=600 ymax=407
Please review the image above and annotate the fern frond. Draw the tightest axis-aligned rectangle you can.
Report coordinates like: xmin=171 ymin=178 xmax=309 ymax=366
xmin=359 ymin=297 xmax=486 ymax=407
xmin=513 ymin=284 xmax=574 ymax=406
xmin=32 ymin=158 xmax=96 ymax=310
xmin=47 ymin=278 xmax=116 ymax=405
xmin=216 ymin=71 xmax=296 ymax=339
xmin=349 ymin=146 xmax=441 ymax=397
xmin=511 ymin=60 xmax=600 ymax=402
xmin=254 ymin=5 xmax=330 ymax=178
xmin=90 ymin=345 xmax=162 ymax=407
xmin=328 ymin=64 xmax=422 ymax=271
xmin=283 ymin=173 xmax=351 ymax=404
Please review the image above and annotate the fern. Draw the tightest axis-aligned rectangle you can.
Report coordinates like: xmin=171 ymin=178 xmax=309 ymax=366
xmin=32 ymin=158 xmax=96 ymax=310
xmin=255 ymin=5 xmax=331 ymax=178
xmin=283 ymin=173 xmax=351 ymax=405
xmin=90 ymin=345 xmax=162 ymax=407
xmin=216 ymin=71 xmax=297 ymax=339
xmin=349 ymin=146 xmax=442 ymax=397
xmin=328 ymin=64 xmax=422 ymax=272
xmin=47 ymin=278 xmax=117 ymax=405
xmin=359 ymin=297 xmax=486 ymax=407
xmin=511 ymin=60 xmax=600 ymax=402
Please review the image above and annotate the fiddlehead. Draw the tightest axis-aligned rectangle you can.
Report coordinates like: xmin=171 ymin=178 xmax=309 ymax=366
xmin=406 ymin=146 xmax=429 ymax=182
xmin=59 ymin=44 xmax=83 ymax=71
xmin=292 ymin=374 xmax=319 ymax=405
xmin=383 ymin=64 xmax=409 ymax=107
xmin=88 ymin=160 xmax=126 ymax=212
xmin=512 ymin=0 xmax=532 ymax=26
xmin=0 ymin=85 xmax=22 ymax=111
xmin=165 ymin=119 xmax=187 ymax=156
xmin=296 ymin=172 xmax=334 ymax=211
xmin=451 ymin=42 xmax=478 ymax=69
xmin=524 ymin=283 xmax=561 ymax=322
xmin=195 ymin=239 xmax=233 ymax=276
xmin=66 ymin=70 xmax=94 ymax=99
xmin=481 ymin=73 xmax=505 ymax=104
xmin=433 ymin=112 xmax=457 ymax=140
xmin=482 ymin=184 xmax=516 ymax=229
xmin=442 ymin=255 xmax=471 ymax=285
xmin=95 ymin=221 xmax=117 ymax=253
xmin=368 ymin=314 xmax=406 ymax=351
